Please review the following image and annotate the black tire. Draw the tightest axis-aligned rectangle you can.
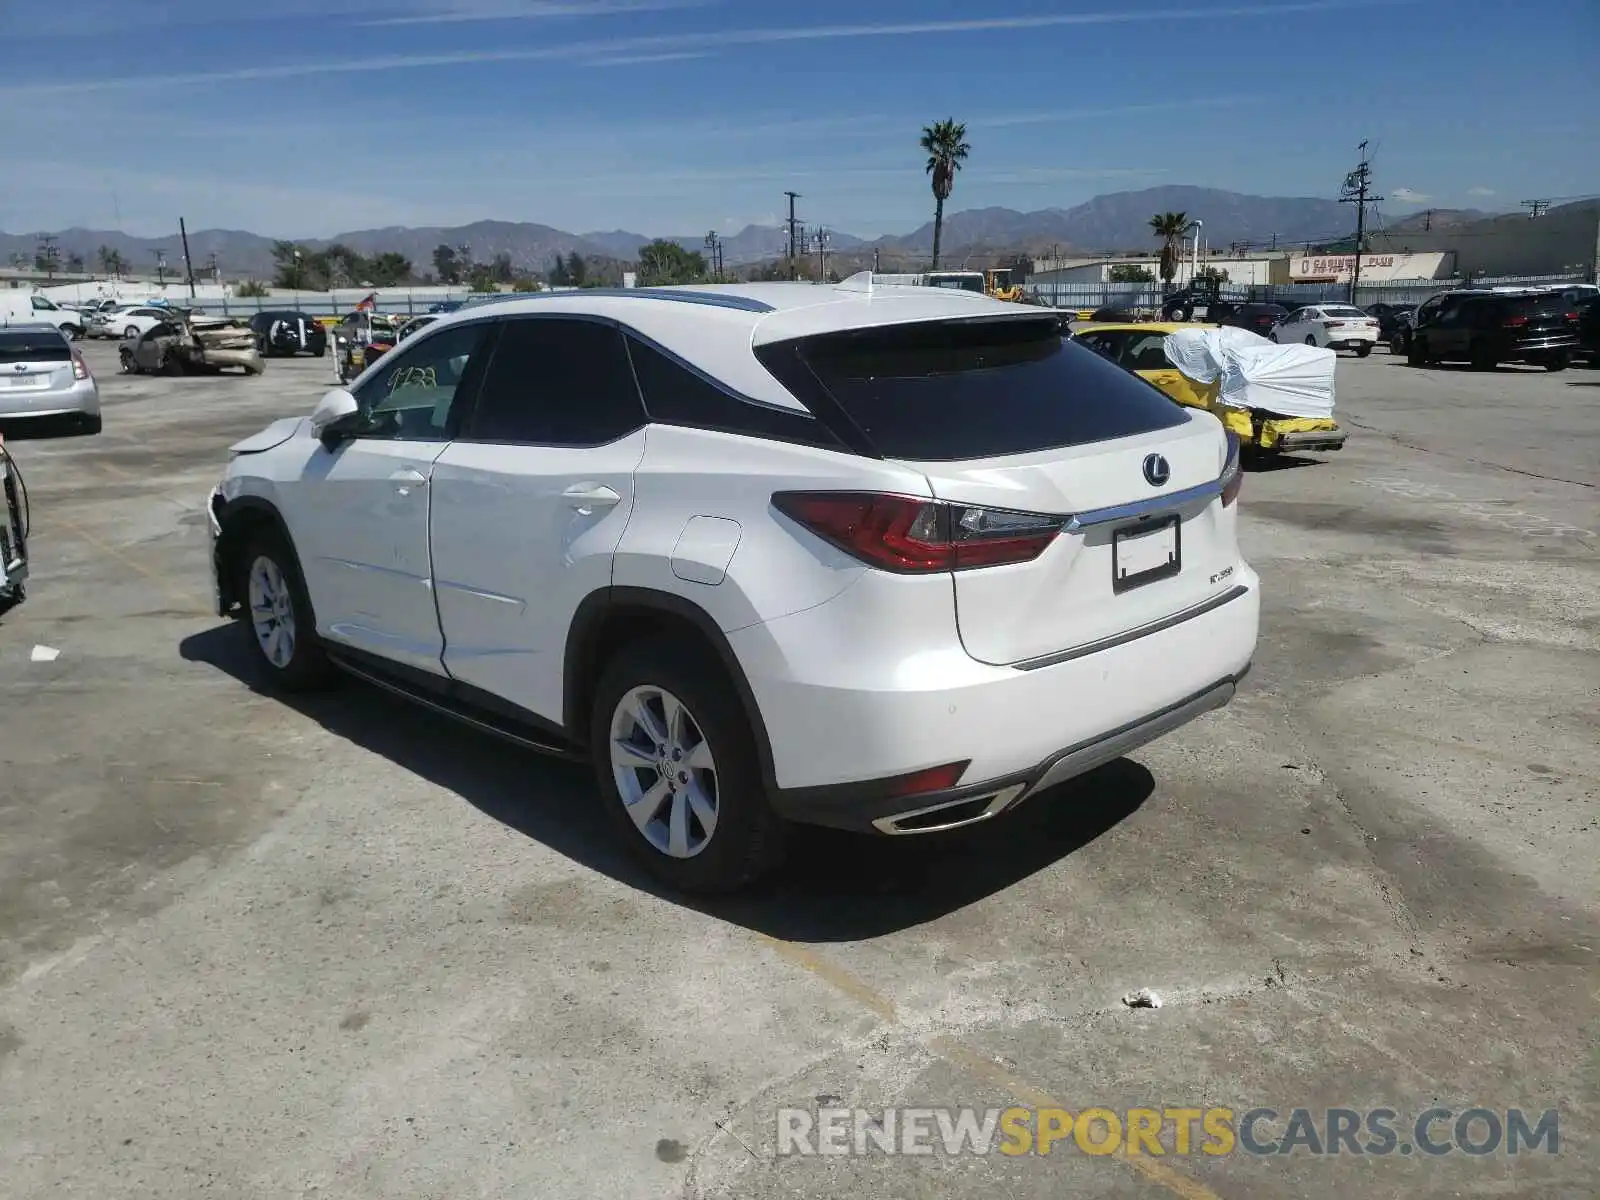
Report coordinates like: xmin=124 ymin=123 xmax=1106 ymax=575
xmin=590 ymin=637 xmax=786 ymax=893
xmin=1355 ymin=344 xmax=1372 ymax=358
xmin=123 ymin=325 xmax=139 ymax=341
xmin=1543 ymin=353 xmax=1569 ymax=372
xmin=78 ymin=414 xmax=102 ymax=435
xmin=314 ymin=344 xmax=327 ymax=358
xmin=64 ymin=324 xmax=84 ymax=341
xmin=1304 ymin=335 xmax=1317 ymax=346
xmin=119 ymin=349 xmax=136 ymax=374
xmin=1407 ymin=337 xmax=1427 ymax=367
xmin=1469 ymin=341 xmax=1496 ymax=371
xmin=1390 ymin=329 xmax=1408 ymax=355
xmin=237 ymin=531 xmax=334 ymax=692
xmin=162 ymin=353 xmax=184 ymax=376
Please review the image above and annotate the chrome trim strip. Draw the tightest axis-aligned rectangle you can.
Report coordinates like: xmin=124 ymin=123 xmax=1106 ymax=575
xmin=1023 ymin=679 xmax=1237 ymax=798
xmin=1066 ymin=477 xmax=1223 ymax=531
xmin=1012 ymin=584 xmax=1249 ymax=671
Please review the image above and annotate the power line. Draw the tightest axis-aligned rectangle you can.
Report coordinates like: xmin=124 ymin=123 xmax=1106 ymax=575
xmin=1520 ymin=199 xmax=1551 ymax=219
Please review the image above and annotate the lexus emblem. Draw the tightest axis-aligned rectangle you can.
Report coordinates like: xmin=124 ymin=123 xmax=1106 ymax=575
xmin=1142 ymin=453 xmax=1171 ymax=487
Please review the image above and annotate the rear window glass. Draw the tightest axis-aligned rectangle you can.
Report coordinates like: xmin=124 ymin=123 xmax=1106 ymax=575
xmin=0 ymin=331 xmax=70 ymax=362
xmin=1320 ymin=306 xmax=1367 ymax=318
xmin=761 ymin=317 xmax=1189 ymax=461
xmin=1512 ymin=293 xmax=1576 ymax=314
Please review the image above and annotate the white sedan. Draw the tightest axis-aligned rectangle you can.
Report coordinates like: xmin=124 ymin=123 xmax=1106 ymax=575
xmin=93 ymin=306 xmax=179 ymax=341
xmin=1271 ymin=304 xmax=1379 ymax=356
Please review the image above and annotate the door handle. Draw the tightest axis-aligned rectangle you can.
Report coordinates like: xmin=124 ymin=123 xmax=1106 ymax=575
xmin=562 ymin=483 xmax=620 ymax=513
xmin=389 ymin=467 xmax=428 ymax=496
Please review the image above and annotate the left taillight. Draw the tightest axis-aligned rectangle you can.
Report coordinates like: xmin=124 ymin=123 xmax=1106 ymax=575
xmin=771 ymin=492 xmax=1064 ymax=574
xmin=1221 ymin=431 xmax=1243 ymax=507
xmin=72 ymin=351 xmax=90 ymax=380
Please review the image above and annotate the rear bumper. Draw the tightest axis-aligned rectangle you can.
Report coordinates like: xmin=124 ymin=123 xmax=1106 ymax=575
xmin=742 ymin=571 xmax=1260 ymax=829
xmin=0 ymin=378 xmax=99 ymax=419
xmin=772 ymin=667 xmax=1249 ymax=834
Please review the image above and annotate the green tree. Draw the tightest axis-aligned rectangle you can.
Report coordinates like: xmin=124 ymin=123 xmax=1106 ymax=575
xmin=1196 ymin=265 xmax=1229 ymax=284
xmin=547 ymin=257 xmax=572 ymax=287
xmin=322 ymin=243 xmax=364 ymax=288
xmin=271 ymin=241 xmax=317 ymax=289
xmin=1109 ymin=263 xmax=1156 ymax=283
xmin=365 ymin=252 xmax=412 ymax=286
xmin=236 ymin=279 xmax=270 ymax=297
xmin=432 ymin=244 xmax=462 ymax=285
xmin=466 ymin=262 xmax=500 ymax=292
xmin=637 ymin=240 xmax=706 ymax=286
xmin=512 ymin=276 xmax=540 ymax=293
xmin=919 ymin=117 xmax=971 ymax=271
xmin=66 ymin=252 xmax=85 ymax=273
xmin=1148 ymin=212 xmax=1189 ymax=286
xmin=567 ymin=252 xmax=588 ymax=287
xmin=491 ymin=252 xmax=515 ymax=284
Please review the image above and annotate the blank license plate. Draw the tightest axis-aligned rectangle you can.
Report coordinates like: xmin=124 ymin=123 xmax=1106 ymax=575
xmin=1112 ymin=517 xmax=1180 ymax=591
xmin=5 ymin=375 xmax=43 ymax=387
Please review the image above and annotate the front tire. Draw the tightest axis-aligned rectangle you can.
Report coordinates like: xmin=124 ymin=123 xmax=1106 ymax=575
xmin=1542 ymin=352 xmax=1569 ymax=372
xmin=1407 ymin=337 xmax=1428 ymax=366
xmin=1356 ymin=344 xmax=1372 ymax=358
xmin=123 ymin=325 xmax=139 ymax=340
xmin=590 ymin=638 xmax=786 ymax=893
xmin=238 ymin=532 xmax=333 ymax=691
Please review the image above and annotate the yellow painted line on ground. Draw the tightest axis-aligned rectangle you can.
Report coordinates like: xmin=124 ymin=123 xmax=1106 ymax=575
xmin=931 ymin=1036 xmax=1226 ymax=1200
xmin=755 ymin=936 xmax=1223 ymax=1199
xmin=756 ymin=933 xmax=898 ymax=1022
xmin=52 ymin=516 xmax=213 ymax=616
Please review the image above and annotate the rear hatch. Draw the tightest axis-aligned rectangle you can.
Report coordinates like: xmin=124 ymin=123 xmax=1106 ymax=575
xmin=0 ymin=329 xmax=73 ymax=395
xmin=1506 ymin=293 xmax=1580 ymax=344
xmin=759 ymin=315 xmax=1239 ymax=666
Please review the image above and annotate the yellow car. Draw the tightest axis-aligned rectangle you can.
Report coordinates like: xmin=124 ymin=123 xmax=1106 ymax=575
xmin=1073 ymin=321 xmax=1346 ymax=453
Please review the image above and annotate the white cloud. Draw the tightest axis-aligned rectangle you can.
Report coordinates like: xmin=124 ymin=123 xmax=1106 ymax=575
xmin=0 ymin=1 xmax=1402 ymax=97
xmin=1468 ymin=186 xmax=1495 ymax=197
xmin=580 ymin=50 xmax=708 ymax=66
xmin=1391 ymin=187 xmax=1429 ymax=203
xmin=364 ymin=0 xmax=712 ymax=27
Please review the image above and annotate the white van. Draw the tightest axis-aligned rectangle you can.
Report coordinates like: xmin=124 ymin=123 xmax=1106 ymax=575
xmin=0 ymin=291 xmax=86 ymax=338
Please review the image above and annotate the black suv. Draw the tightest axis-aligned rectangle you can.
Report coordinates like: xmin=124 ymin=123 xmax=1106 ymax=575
xmin=1220 ymin=303 xmax=1289 ymax=337
xmin=247 ymin=310 xmax=328 ymax=358
xmin=1406 ymin=290 xmax=1579 ymax=371
xmin=1576 ymin=298 xmax=1600 ymax=365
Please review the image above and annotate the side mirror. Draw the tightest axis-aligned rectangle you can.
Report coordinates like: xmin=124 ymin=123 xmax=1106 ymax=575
xmin=310 ymin=388 xmax=360 ymax=445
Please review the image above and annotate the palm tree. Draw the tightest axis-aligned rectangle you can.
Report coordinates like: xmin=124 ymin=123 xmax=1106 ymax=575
xmin=920 ymin=118 xmax=970 ymax=270
xmin=1148 ymin=211 xmax=1189 ymax=287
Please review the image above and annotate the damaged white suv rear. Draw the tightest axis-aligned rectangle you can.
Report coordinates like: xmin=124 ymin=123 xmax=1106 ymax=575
xmin=207 ymin=278 xmax=1258 ymax=892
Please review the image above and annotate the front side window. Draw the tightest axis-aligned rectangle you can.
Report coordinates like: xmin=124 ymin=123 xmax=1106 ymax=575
xmin=466 ymin=317 xmax=644 ymax=446
xmin=351 ymin=322 xmax=488 ymax=441
xmin=30 ymin=296 xmax=58 ymax=311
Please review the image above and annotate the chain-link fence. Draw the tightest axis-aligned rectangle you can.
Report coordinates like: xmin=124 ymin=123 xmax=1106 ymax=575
xmin=1023 ymin=273 xmax=1590 ymax=313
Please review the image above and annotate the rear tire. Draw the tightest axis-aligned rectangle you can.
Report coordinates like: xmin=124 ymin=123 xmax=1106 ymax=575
xmin=590 ymin=638 xmax=786 ymax=894
xmin=78 ymin=414 xmax=102 ymax=435
xmin=1355 ymin=344 xmax=1372 ymax=358
xmin=1407 ymin=337 xmax=1427 ymax=366
xmin=123 ymin=325 xmax=139 ymax=340
xmin=1543 ymin=352 xmax=1568 ymax=372
xmin=237 ymin=531 xmax=333 ymax=692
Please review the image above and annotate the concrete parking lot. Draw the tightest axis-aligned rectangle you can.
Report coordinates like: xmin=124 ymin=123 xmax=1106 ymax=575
xmin=1 ymin=339 xmax=1596 ymax=1199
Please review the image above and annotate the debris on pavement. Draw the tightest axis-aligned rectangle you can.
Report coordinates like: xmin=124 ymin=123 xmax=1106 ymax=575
xmin=1122 ymin=988 xmax=1163 ymax=1009
xmin=30 ymin=645 xmax=59 ymax=662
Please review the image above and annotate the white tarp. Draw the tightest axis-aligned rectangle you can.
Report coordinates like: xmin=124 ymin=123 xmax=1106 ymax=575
xmin=1162 ymin=326 xmax=1337 ymax=420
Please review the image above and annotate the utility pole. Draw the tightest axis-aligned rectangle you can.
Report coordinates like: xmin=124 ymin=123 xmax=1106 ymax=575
xmin=205 ymin=251 xmax=219 ymax=283
xmin=1338 ymin=140 xmax=1382 ymax=303
xmin=154 ymin=249 xmax=168 ymax=287
xmin=873 ymin=246 xmax=881 ymax=273
xmin=784 ymin=191 xmax=801 ymax=281
xmin=815 ymin=227 xmax=829 ymax=282
xmin=1520 ymin=199 xmax=1550 ymax=219
xmin=704 ymin=231 xmax=724 ymax=281
xmin=1269 ymin=233 xmax=1277 ymax=251
xmin=179 ymin=216 xmax=197 ymax=299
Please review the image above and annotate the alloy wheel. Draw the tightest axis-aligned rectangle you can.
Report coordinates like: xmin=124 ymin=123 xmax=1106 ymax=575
xmin=247 ymin=555 xmax=296 ymax=669
xmin=609 ymin=685 xmax=718 ymax=859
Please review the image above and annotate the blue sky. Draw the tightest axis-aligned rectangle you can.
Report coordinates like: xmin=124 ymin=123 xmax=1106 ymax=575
xmin=2 ymin=0 xmax=1596 ymax=239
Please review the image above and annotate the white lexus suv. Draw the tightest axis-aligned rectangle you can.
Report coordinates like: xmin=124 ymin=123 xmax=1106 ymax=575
xmin=208 ymin=277 xmax=1258 ymax=892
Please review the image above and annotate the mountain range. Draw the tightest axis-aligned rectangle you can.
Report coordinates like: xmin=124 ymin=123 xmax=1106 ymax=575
xmin=1 ymin=186 xmax=1495 ymax=279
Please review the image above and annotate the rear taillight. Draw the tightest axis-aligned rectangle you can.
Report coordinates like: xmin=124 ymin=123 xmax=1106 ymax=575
xmin=72 ymin=352 xmax=90 ymax=380
xmin=772 ymin=492 xmax=1063 ymax=573
xmin=1564 ymin=311 xmax=1579 ymax=322
xmin=1323 ymin=320 xmax=1345 ymax=329
xmin=1502 ymin=315 xmax=1529 ymax=328
xmin=1221 ymin=431 xmax=1243 ymax=507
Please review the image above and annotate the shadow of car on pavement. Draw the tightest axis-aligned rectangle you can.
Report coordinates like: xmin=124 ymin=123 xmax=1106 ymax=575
xmin=180 ymin=621 xmax=1155 ymax=941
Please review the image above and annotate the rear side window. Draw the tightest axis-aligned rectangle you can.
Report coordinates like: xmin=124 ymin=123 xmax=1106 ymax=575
xmin=467 ymin=317 xmax=645 ymax=446
xmin=0 ymin=331 xmax=69 ymax=362
xmin=626 ymin=334 xmax=842 ymax=449
xmin=1515 ymin=293 xmax=1576 ymax=315
xmin=759 ymin=317 xmax=1188 ymax=461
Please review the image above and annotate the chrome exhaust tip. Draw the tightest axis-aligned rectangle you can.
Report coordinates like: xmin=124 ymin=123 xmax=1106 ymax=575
xmin=871 ymin=784 xmax=1029 ymax=836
